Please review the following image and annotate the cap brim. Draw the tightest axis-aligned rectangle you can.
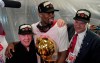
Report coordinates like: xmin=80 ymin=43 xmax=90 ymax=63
xmin=20 ymin=33 xmax=33 ymax=35
xmin=18 ymin=31 xmax=33 ymax=35
xmin=73 ymin=17 xmax=89 ymax=23
xmin=46 ymin=9 xmax=59 ymax=13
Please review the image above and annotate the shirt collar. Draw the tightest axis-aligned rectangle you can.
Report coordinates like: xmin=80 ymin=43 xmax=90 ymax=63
xmin=75 ymin=28 xmax=87 ymax=38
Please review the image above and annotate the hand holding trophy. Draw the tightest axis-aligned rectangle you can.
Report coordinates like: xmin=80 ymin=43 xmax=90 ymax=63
xmin=36 ymin=35 xmax=56 ymax=63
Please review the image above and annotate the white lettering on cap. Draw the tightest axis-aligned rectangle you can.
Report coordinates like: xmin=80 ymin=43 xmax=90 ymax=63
xmin=20 ymin=25 xmax=31 ymax=29
xmin=43 ymin=2 xmax=52 ymax=7
xmin=78 ymin=11 xmax=89 ymax=16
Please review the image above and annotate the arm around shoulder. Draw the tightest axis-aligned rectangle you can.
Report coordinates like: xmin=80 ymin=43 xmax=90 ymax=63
xmin=5 ymin=41 xmax=19 ymax=59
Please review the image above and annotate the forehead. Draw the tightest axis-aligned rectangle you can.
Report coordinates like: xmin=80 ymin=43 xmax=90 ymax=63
xmin=40 ymin=12 xmax=54 ymax=15
xmin=74 ymin=20 xmax=86 ymax=24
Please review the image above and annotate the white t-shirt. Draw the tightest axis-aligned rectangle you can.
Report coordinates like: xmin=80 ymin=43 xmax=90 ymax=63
xmin=0 ymin=35 xmax=8 ymax=63
xmin=32 ymin=21 xmax=69 ymax=63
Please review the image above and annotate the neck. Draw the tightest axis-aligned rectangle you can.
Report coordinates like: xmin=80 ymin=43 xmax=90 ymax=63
xmin=40 ymin=21 xmax=47 ymax=26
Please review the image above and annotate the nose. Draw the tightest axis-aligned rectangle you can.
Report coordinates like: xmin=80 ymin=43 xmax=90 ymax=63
xmin=24 ymin=35 xmax=29 ymax=39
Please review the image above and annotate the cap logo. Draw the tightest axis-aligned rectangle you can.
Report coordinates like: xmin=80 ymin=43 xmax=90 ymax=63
xmin=18 ymin=24 xmax=33 ymax=35
xmin=78 ymin=11 xmax=89 ymax=16
xmin=46 ymin=5 xmax=49 ymax=8
xmin=73 ymin=9 xmax=91 ymax=23
xmin=43 ymin=2 xmax=51 ymax=7
xmin=22 ymin=27 xmax=31 ymax=31
xmin=49 ymin=4 xmax=53 ymax=7
xmin=79 ymin=13 xmax=85 ymax=17
xmin=38 ymin=1 xmax=59 ymax=13
xmin=20 ymin=25 xmax=31 ymax=29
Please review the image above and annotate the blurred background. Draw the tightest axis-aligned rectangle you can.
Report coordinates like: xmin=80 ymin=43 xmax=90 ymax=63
xmin=0 ymin=0 xmax=100 ymax=42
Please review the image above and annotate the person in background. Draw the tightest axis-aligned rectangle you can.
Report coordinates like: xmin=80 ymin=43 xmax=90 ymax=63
xmin=0 ymin=0 xmax=21 ymax=63
xmin=65 ymin=9 xmax=100 ymax=63
xmin=0 ymin=22 xmax=8 ymax=63
xmin=5 ymin=1 xmax=69 ymax=63
xmin=6 ymin=24 xmax=37 ymax=63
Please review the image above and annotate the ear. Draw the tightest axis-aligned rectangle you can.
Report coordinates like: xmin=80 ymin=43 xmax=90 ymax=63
xmin=39 ymin=13 xmax=42 ymax=17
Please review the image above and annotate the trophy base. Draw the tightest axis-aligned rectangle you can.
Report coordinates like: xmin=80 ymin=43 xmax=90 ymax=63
xmin=45 ymin=60 xmax=56 ymax=63
xmin=41 ymin=55 xmax=57 ymax=63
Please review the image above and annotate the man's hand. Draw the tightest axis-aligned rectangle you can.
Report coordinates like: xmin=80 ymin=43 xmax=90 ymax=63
xmin=57 ymin=19 xmax=66 ymax=27
xmin=5 ymin=43 xmax=15 ymax=59
xmin=5 ymin=42 xmax=17 ymax=59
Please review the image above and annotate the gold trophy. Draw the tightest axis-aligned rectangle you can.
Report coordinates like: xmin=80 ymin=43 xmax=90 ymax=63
xmin=36 ymin=37 xmax=56 ymax=63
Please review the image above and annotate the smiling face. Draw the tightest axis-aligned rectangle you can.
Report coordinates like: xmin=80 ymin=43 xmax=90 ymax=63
xmin=39 ymin=12 xmax=55 ymax=26
xmin=74 ymin=20 xmax=87 ymax=33
xmin=19 ymin=34 xmax=33 ymax=47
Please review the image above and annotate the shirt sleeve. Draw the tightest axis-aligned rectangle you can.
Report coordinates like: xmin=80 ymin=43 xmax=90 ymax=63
xmin=57 ymin=25 xmax=69 ymax=52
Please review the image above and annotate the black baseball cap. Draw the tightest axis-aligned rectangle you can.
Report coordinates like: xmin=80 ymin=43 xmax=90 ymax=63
xmin=18 ymin=24 xmax=33 ymax=35
xmin=38 ymin=1 xmax=59 ymax=13
xmin=73 ymin=9 xmax=91 ymax=23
